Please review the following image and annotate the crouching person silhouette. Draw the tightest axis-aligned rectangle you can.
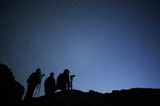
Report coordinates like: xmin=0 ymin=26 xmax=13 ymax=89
xmin=23 ymin=68 xmax=44 ymax=101
xmin=57 ymin=69 xmax=70 ymax=91
xmin=44 ymin=72 xmax=56 ymax=96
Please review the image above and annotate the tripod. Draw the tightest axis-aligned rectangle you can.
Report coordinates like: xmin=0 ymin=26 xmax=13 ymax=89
xmin=34 ymin=83 xmax=41 ymax=97
xmin=34 ymin=74 xmax=45 ymax=97
xmin=70 ymin=75 xmax=75 ymax=90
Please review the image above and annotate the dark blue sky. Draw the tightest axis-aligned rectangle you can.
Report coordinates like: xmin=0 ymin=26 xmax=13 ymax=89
xmin=0 ymin=0 xmax=160 ymax=95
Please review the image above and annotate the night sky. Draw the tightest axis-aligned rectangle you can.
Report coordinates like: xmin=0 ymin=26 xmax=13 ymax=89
xmin=0 ymin=0 xmax=160 ymax=96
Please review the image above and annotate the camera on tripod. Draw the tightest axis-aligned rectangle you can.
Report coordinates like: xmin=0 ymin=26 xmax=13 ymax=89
xmin=41 ymin=74 xmax=45 ymax=77
xmin=70 ymin=75 xmax=75 ymax=90
xmin=70 ymin=75 xmax=75 ymax=81
xmin=40 ymin=74 xmax=45 ymax=79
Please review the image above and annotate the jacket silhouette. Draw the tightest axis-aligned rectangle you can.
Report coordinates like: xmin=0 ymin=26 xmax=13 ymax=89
xmin=44 ymin=72 xmax=56 ymax=95
xmin=24 ymin=68 xmax=43 ymax=101
xmin=57 ymin=69 xmax=70 ymax=91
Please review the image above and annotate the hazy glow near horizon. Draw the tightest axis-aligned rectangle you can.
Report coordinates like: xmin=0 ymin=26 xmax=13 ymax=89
xmin=0 ymin=0 xmax=160 ymax=95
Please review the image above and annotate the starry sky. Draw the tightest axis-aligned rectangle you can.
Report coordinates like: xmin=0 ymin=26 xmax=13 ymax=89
xmin=0 ymin=0 xmax=160 ymax=95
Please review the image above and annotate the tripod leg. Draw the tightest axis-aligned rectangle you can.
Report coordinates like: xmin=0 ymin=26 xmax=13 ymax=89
xmin=37 ymin=84 xmax=41 ymax=97
xmin=70 ymin=80 xmax=73 ymax=90
xmin=34 ymin=85 xmax=39 ymax=97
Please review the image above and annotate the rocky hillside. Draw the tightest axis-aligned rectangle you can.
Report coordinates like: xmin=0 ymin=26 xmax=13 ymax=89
xmin=22 ymin=88 xmax=160 ymax=106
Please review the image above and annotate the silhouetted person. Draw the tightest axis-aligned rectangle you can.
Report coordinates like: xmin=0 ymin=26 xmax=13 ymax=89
xmin=57 ymin=69 xmax=70 ymax=91
xmin=23 ymin=68 xmax=44 ymax=101
xmin=44 ymin=72 xmax=56 ymax=95
xmin=0 ymin=63 xmax=24 ymax=105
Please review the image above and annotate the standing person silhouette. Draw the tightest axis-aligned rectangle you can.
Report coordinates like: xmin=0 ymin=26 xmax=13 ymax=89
xmin=44 ymin=72 xmax=56 ymax=95
xmin=23 ymin=68 xmax=44 ymax=101
xmin=57 ymin=69 xmax=70 ymax=91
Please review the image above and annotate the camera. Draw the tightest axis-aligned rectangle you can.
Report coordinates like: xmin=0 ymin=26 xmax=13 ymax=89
xmin=70 ymin=75 xmax=75 ymax=77
xmin=70 ymin=75 xmax=75 ymax=80
xmin=41 ymin=74 xmax=45 ymax=77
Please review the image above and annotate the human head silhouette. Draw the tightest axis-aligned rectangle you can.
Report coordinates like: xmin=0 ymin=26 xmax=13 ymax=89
xmin=63 ymin=69 xmax=69 ymax=75
xmin=36 ymin=68 xmax=41 ymax=75
xmin=50 ymin=72 xmax=54 ymax=77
